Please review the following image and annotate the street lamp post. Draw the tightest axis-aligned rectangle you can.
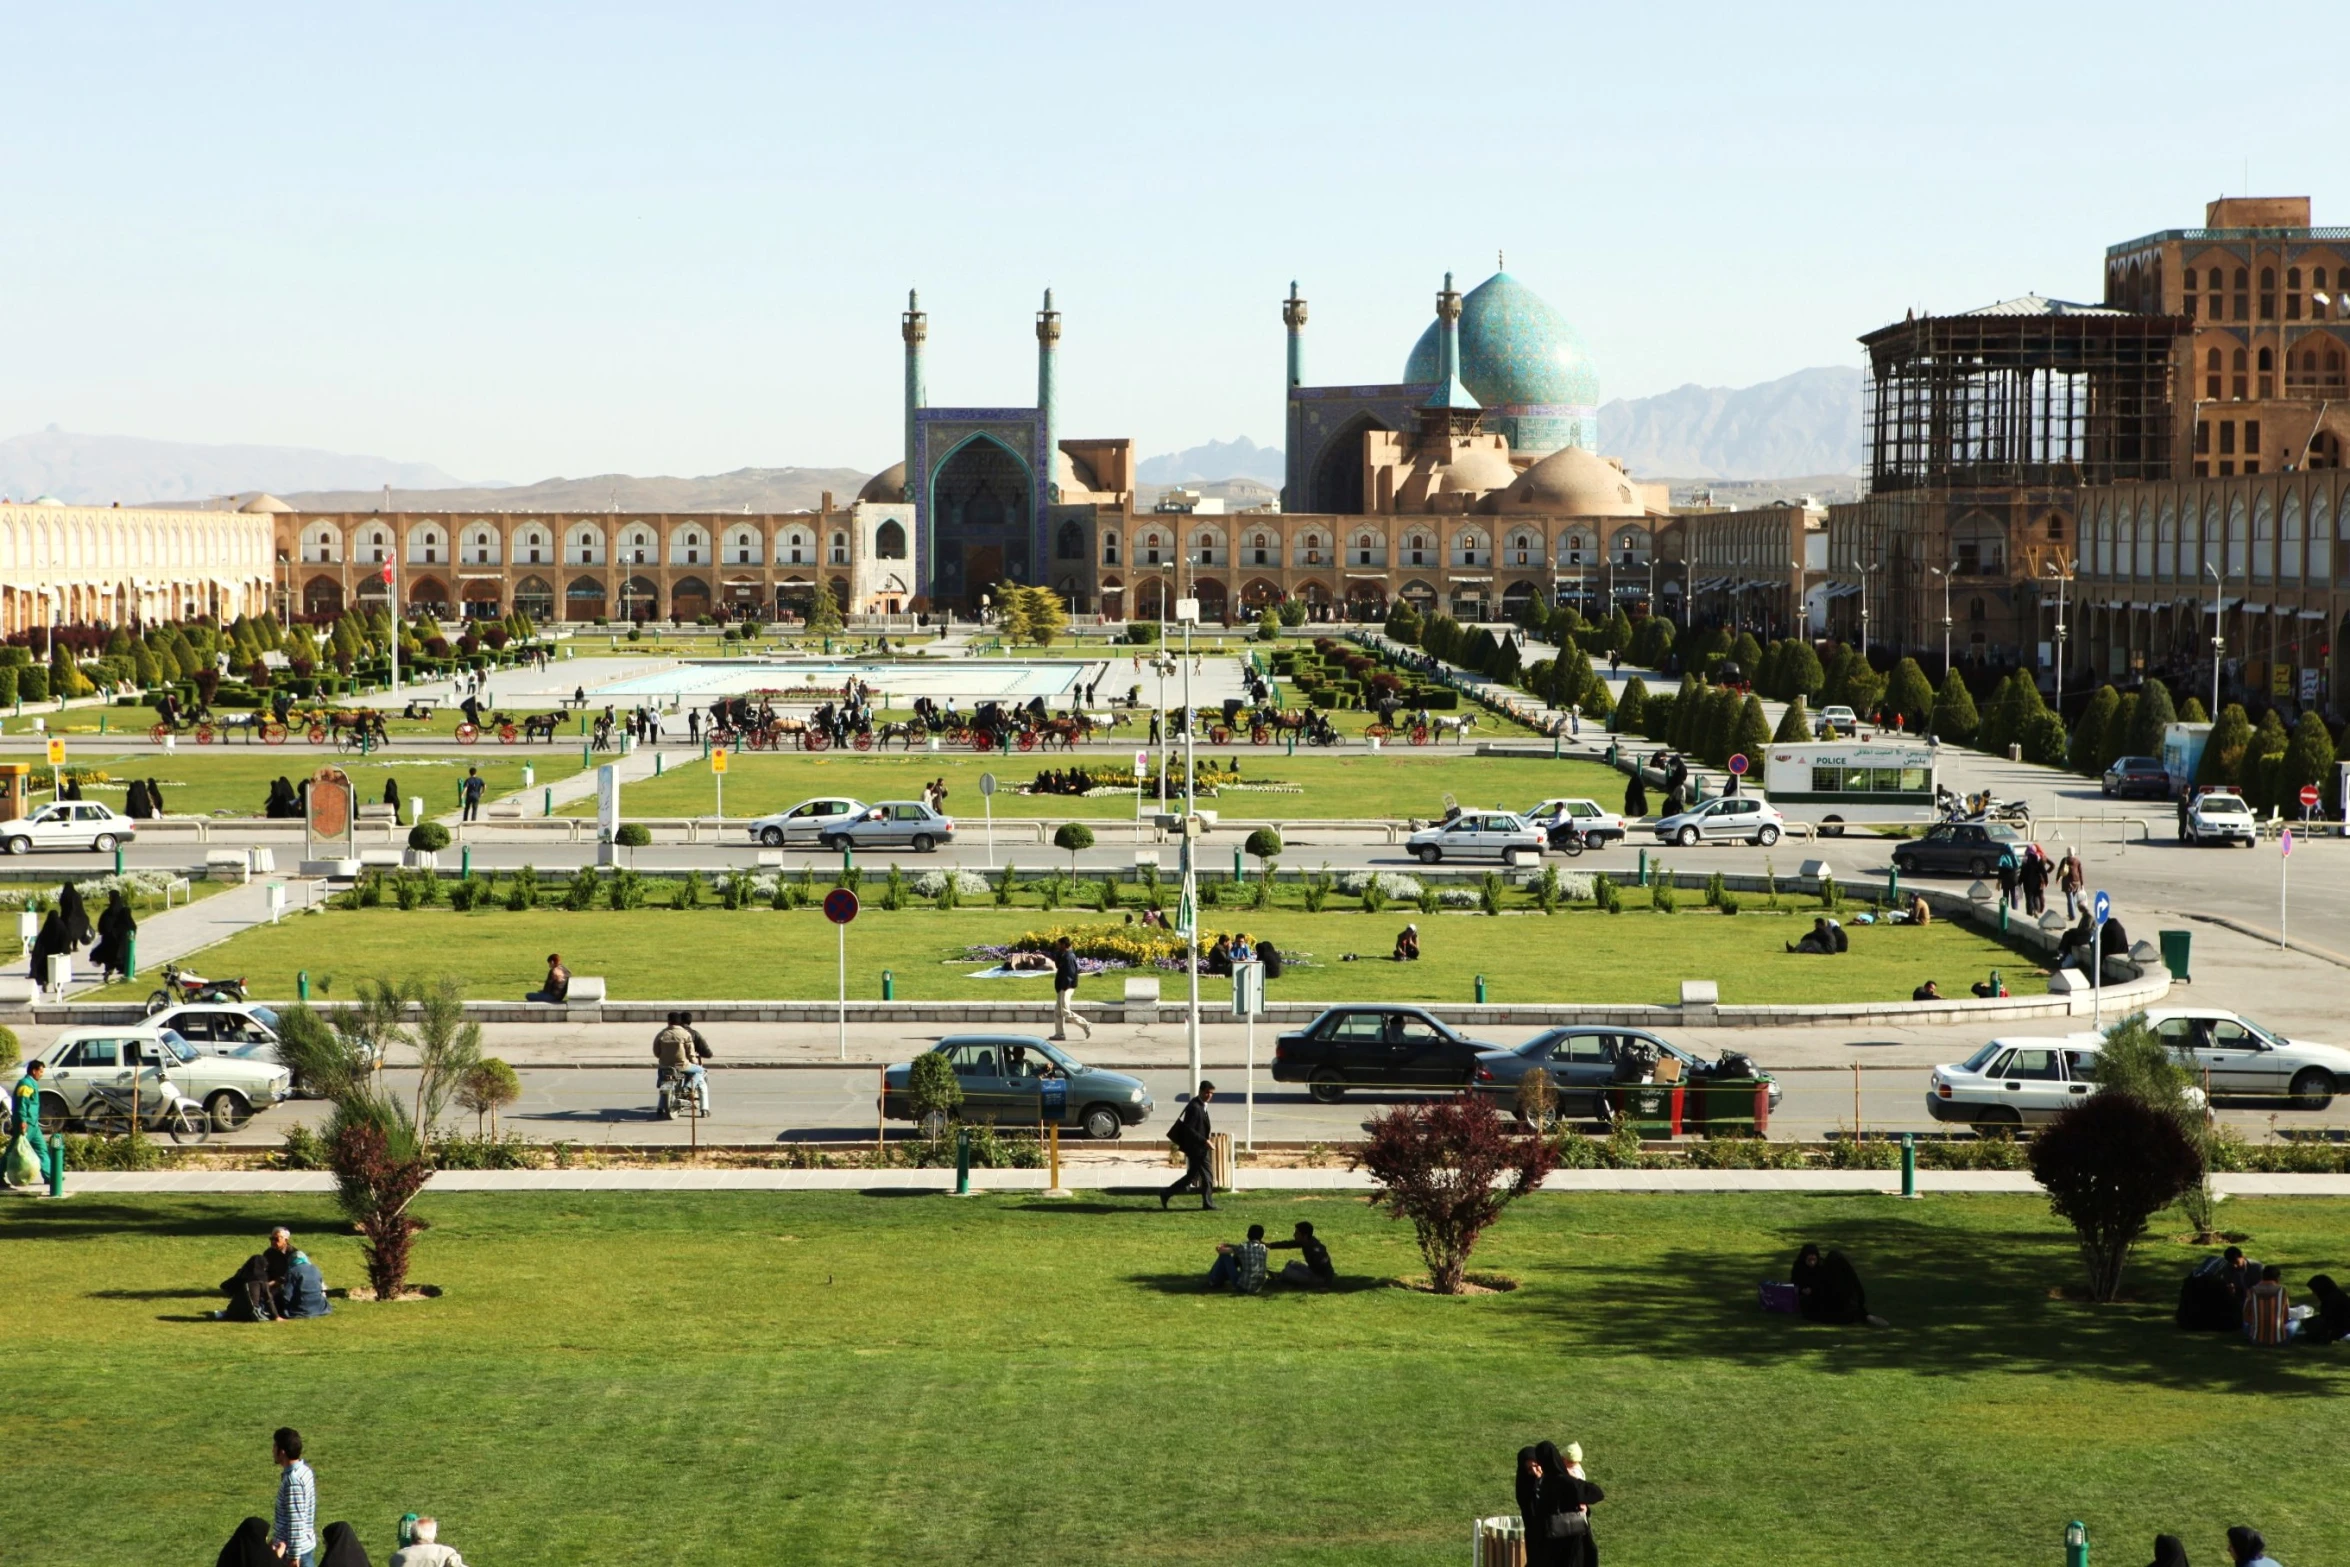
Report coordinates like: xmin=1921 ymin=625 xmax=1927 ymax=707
xmin=2043 ymin=560 xmax=2070 ymax=711
xmin=2205 ymin=561 xmax=2228 ymax=717
xmin=1928 ymin=562 xmax=1956 ymax=677
xmin=1175 ymin=596 xmax=1201 ymax=1095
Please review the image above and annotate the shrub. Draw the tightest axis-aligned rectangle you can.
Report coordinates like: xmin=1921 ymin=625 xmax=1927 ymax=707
xmin=1649 ymin=870 xmax=1677 ymax=913
xmin=506 ymin=864 xmax=539 ymax=911
xmin=1703 ymin=871 xmax=1726 ymax=908
xmin=407 ymin=821 xmax=451 ymax=852
xmin=1817 ymin=873 xmax=1840 ymax=910
xmin=563 ymin=871 xmax=599 ymax=910
xmin=879 ymin=864 xmax=908 ymax=911
xmin=907 ymin=1049 xmax=964 ymax=1125
xmin=1478 ymin=870 xmax=1505 ymax=916
xmin=443 ymin=877 xmax=478 ymax=912
xmin=607 ymin=868 xmax=645 ymax=910
xmin=1052 ymin=821 xmax=1095 ymax=871
xmin=330 ymin=1113 xmax=433 ymax=1301
xmin=1361 ymin=876 xmax=1389 ymax=914
xmin=934 ymin=871 xmax=960 ymax=910
xmin=677 ymin=869 xmax=706 ymax=909
xmin=614 ymin=822 xmax=651 ymax=849
xmin=1593 ymin=873 xmax=1623 ymax=915
xmin=1717 ymin=890 xmax=1740 ymax=915
xmin=1243 ymin=827 xmax=1283 ymax=869
xmin=1417 ymin=883 xmax=1441 ymax=916
xmin=1302 ymin=866 xmax=1334 ymax=913
xmin=1533 ymin=864 xmax=1560 ymax=915
xmin=1351 ymin=1094 xmax=1556 ymax=1294
xmin=996 ymin=863 xmax=1019 ymax=906
xmin=455 ymin=1058 xmax=522 ymax=1137
xmin=2030 ymin=1091 xmax=2204 ymax=1302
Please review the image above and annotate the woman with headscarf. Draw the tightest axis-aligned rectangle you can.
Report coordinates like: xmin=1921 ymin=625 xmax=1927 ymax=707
xmin=1791 ymin=1243 xmax=1887 ymax=1326
xmin=56 ymin=882 xmax=92 ymax=949
xmin=124 ymin=778 xmax=151 ymax=820
xmin=145 ymin=777 xmax=166 ymax=816
xmin=2226 ymin=1527 xmax=2280 ymax=1567
xmin=318 ymin=1519 xmax=374 ymax=1566
xmin=264 ymin=777 xmax=298 ymax=819
xmin=2303 ymin=1273 xmax=2350 ymax=1346
xmin=1622 ymin=771 xmax=1647 ymax=820
xmin=215 ymin=1516 xmax=276 ymax=1567
xmin=2147 ymin=1536 xmax=2190 ymax=1567
xmin=1515 ymin=1447 xmax=1550 ymax=1562
xmin=62 ymin=776 xmax=83 ymax=801
xmin=89 ymin=888 xmax=136 ymax=983
xmin=383 ymin=777 xmax=401 ymax=812
xmin=26 ymin=906 xmax=67 ymax=984
xmin=1534 ymin=1439 xmax=1602 ymax=1567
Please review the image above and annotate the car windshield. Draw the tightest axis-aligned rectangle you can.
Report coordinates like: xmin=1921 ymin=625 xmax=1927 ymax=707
xmin=2232 ymin=1015 xmax=2284 ymax=1049
xmin=2203 ymin=797 xmax=2248 ymax=814
xmin=153 ymin=1031 xmax=195 ymax=1063
xmin=1958 ymin=1041 xmax=2005 ymax=1072
xmin=1030 ymin=1040 xmax=1082 ymax=1073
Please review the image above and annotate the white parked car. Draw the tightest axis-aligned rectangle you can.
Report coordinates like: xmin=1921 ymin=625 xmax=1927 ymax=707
xmin=2143 ymin=1007 xmax=2350 ymax=1108
xmin=1407 ymin=811 xmax=1543 ymax=866
xmin=1814 ymin=705 xmax=1860 ymax=736
xmin=2 ymin=801 xmax=136 ymax=855
xmin=1649 ymin=796 xmax=1785 ymax=847
xmin=2182 ymin=788 xmax=2256 ymax=846
xmin=31 ymin=1024 xmax=292 ymax=1132
xmin=745 ymin=796 xmax=869 ymax=849
xmin=1926 ymin=1032 xmax=2206 ymax=1128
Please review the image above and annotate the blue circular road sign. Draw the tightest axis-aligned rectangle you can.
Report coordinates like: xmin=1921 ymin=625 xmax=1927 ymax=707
xmin=823 ymin=888 xmax=860 ymax=925
xmin=2092 ymin=889 xmax=2111 ymax=923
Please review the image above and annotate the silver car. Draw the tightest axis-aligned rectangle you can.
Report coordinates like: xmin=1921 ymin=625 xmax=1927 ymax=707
xmin=2145 ymin=1008 xmax=2350 ymax=1107
xmin=825 ymin=800 xmax=956 ymax=853
xmin=1650 ymin=796 xmax=1784 ymax=847
xmin=746 ymin=796 xmax=869 ymax=849
xmin=1407 ymin=811 xmax=1542 ymax=866
xmin=33 ymin=1024 xmax=292 ymax=1132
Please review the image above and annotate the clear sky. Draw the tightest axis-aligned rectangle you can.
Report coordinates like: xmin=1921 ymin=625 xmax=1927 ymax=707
xmin=4 ymin=2 xmax=2341 ymax=483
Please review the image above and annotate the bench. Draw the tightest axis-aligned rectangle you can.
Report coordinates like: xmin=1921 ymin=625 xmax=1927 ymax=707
xmin=205 ymin=849 xmax=251 ymax=884
xmin=560 ymin=976 xmax=608 ymax=1016
xmin=357 ymin=803 xmax=398 ymax=823
xmin=486 ymin=799 xmax=525 ymax=819
xmin=1117 ymin=975 xmax=1161 ymax=1023
xmin=1678 ymin=980 xmax=1719 ymax=1006
xmin=0 ymin=976 xmax=38 ymax=1005
xmin=756 ymin=849 xmax=786 ymax=868
xmin=559 ymin=695 xmax=590 ymax=711
xmin=357 ymin=848 xmax=404 ymax=868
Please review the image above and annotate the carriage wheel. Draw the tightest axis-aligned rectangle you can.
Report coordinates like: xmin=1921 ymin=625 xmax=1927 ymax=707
xmin=307 ymin=724 xmax=327 ymax=745
xmin=1410 ymin=726 xmax=1430 ymax=746
xmin=1250 ymin=727 xmax=1269 ymax=745
xmin=260 ymin=722 xmax=288 ymax=745
xmin=803 ymin=732 xmax=830 ymax=752
xmin=455 ymin=723 xmax=480 ymax=744
xmin=1017 ymin=732 xmax=1036 ymax=752
xmin=969 ymin=735 xmax=992 ymax=752
xmin=150 ymin=723 xmax=171 ymax=742
xmin=498 ymin=724 xmax=518 ymax=743
xmin=1365 ymin=724 xmax=1391 ymax=740
xmin=196 ymin=725 xmax=215 ymax=745
xmin=854 ymin=732 xmax=873 ymax=752
xmin=1210 ymin=726 xmax=1232 ymax=746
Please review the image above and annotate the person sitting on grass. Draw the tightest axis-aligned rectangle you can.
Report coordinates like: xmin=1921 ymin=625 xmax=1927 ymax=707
xmin=2244 ymin=1264 xmax=2295 ymax=1345
xmin=2227 ymin=1527 xmax=2283 ymax=1567
xmin=389 ymin=1514 xmax=468 ymax=1567
xmin=529 ymin=953 xmax=570 ymax=1005
xmin=2300 ymin=1274 xmax=2350 ymax=1347
xmin=1392 ymin=923 xmax=1421 ymax=962
xmin=1267 ymin=1220 xmax=1335 ymax=1288
xmin=1786 ymin=918 xmax=1838 ymax=955
xmin=1204 ymin=934 xmax=1234 ymax=977
xmin=1911 ymin=980 xmax=1943 ymax=1001
xmin=279 ymin=1250 xmax=332 ymax=1319
xmin=1902 ymin=892 xmax=1932 ymax=925
xmin=1790 ymin=1243 xmax=1888 ymax=1326
xmin=1208 ymin=1223 xmax=1270 ymax=1295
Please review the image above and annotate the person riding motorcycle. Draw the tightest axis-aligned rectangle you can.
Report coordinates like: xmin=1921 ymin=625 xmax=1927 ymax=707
xmin=651 ymin=1013 xmax=707 ymax=1119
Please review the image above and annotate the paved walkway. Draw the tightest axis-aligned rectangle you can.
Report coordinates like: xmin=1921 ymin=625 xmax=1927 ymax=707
xmin=31 ymin=1167 xmax=2350 ymax=1195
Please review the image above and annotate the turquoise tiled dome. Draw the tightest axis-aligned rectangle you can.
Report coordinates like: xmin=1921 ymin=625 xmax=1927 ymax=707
xmin=1405 ymin=271 xmax=1599 ymax=449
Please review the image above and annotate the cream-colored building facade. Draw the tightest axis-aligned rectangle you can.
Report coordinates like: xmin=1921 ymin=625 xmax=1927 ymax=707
xmin=0 ymin=496 xmax=274 ymax=635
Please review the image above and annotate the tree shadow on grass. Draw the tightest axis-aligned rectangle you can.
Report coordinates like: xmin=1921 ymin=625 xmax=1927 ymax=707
xmin=1521 ymin=1207 xmax=2350 ymax=1397
xmin=87 ymin=1288 xmax=219 ymax=1302
xmin=1123 ymin=1271 xmax=1389 ymax=1297
xmin=8 ymin=1200 xmax=318 ymax=1242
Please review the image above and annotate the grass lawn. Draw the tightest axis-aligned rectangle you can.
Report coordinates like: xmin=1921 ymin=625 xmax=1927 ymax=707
xmin=580 ymin=752 xmax=1625 ymax=823
xmin=12 ymin=1189 xmax=2349 ymax=1565
xmin=82 ymin=901 xmax=2046 ymax=1005
xmin=43 ymin=752 xmax=591 ymax=819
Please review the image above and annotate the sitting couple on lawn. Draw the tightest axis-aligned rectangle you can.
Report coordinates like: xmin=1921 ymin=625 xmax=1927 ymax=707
xmin=1205 ymin=1221 xmax=1336 ymax=1295
xmin=216 ymin=1227 xmax=330 ymax=1321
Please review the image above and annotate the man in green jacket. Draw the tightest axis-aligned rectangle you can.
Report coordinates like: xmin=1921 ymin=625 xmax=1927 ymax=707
xmin=9 ymin=1059 xmax=63 ymax=1194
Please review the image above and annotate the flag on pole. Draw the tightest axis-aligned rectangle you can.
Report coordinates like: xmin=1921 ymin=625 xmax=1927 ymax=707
xmin=380 ymin=561 xmax=395 ymax=584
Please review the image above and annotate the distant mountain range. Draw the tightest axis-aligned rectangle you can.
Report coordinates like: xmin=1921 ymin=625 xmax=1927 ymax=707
xmin=1 ymin=426 xmax=474 ymax=506
xmin=1136 ymin=436 xmax=1285 ymax=487
xmin=276 ymin=468 xmax=873 ymax=515
xmin=1597 ymin=366 xmax=1863 ymax=481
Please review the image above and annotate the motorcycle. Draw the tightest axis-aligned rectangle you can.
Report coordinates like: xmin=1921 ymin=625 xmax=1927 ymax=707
xmin=78 ymin=1074 xmax=211 ymax=1143
xmin=655 ymin=1065 xmax=710 ymax=1120
xmin=1546 ymin=821 xmax=1592 ymax=858
xmin=145 ymin=963 xmax=250 ymax=1014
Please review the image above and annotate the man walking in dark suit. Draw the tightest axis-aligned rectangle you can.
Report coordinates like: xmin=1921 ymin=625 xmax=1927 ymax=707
xmin=1162 ymin=1081 xmax=1217 ymax=1210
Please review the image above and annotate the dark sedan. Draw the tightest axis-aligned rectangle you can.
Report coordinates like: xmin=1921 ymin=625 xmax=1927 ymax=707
xmin=1470 ymin=1027 xmax=1781 ymax=1120
xmin=2102 ymin=755 xmax=2170 ymax=800
xmin=1271 ymin=1006 xmax=1499 ymax=1103
xmin=1890 ymin=820 xmax=2026 ymax=878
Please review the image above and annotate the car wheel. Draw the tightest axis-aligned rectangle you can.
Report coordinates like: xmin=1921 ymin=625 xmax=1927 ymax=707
xmin=1969 ymin=857 xmax=1992 ymax=877
xmin=1677 ymin=825 xmax=1700 ymax=847
xmin=2290 ymin=1068 xmax=2335 ymax=1110
xmin=819 ymin=835 xmax=845 ymax=853
xmin=1893 ymin=854 xmax=1917 ymax=875
xmin=910 ymin=834 xmax=935 ymax=853
xmin=759 ymin=826 xmax=785 ymax=847
xmin=205 ymin=1090 xmax=251 ymax=1133
xmin=1819 ymin=816 xmax=1845 ymax=838
xmin=93 ymin=833 xmax=117 ymax=853
xmin=1756 ymin=825 xmax=1780 ymax=846
xmin=1417 ymin=845 xmax=1441 ymax=865
xmin=3 ymin=836 xmax=28 ymax=856
xmin=1503 ymin=848 xmax=1525 ymax=869
xmin=38 ymin=1092 xmax=69 ymax=1126
xmin=1308 ymin=1068 xmax=1347 ymax=1104
xmin=1080 ymin=1103 xmax=1123 ymax=1141
xmin=1972 ymin=1105 xmax=2022 ymax=1128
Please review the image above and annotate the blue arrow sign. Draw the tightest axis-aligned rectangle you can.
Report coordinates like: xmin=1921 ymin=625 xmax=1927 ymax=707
xmin=2092 ymin=889 xmax=2111 ymax=923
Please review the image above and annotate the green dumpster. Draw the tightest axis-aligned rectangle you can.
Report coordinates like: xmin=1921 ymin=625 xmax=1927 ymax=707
xmin=1688 ymin=1079 xmax=1763 ymax=1136
xmin=2159 ymin=928 xmax=2193 ymax=983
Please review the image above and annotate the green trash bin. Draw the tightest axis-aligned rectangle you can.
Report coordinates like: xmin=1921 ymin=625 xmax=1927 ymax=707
xmin=2158 ymin=928 xmax=2192 ymax=983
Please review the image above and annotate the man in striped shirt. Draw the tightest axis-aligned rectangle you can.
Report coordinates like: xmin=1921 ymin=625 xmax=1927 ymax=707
xmin=273 ymin=1426 xmax=317 ymax=1566
xmin=2244 ymin=1265 xmax=2297 ymax=1346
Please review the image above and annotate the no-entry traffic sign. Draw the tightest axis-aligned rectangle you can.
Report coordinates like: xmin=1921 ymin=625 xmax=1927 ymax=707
xmin=2300 ymin=784 xmax=2320 ymax=809
xmin=823 ymin=888 xmax=860 ymax=924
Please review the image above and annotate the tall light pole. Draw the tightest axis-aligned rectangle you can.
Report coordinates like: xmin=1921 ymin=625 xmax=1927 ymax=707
xmin=1174 ymin=595 xmax=1202 ymax=1095
xmin=1930 ymin=561 xmax=1956 ymax=676
xmin=2043 ymin=560 xmax=2070 ymax=710
xmin=2204 ymin=560 xmax=2227 ymax=717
